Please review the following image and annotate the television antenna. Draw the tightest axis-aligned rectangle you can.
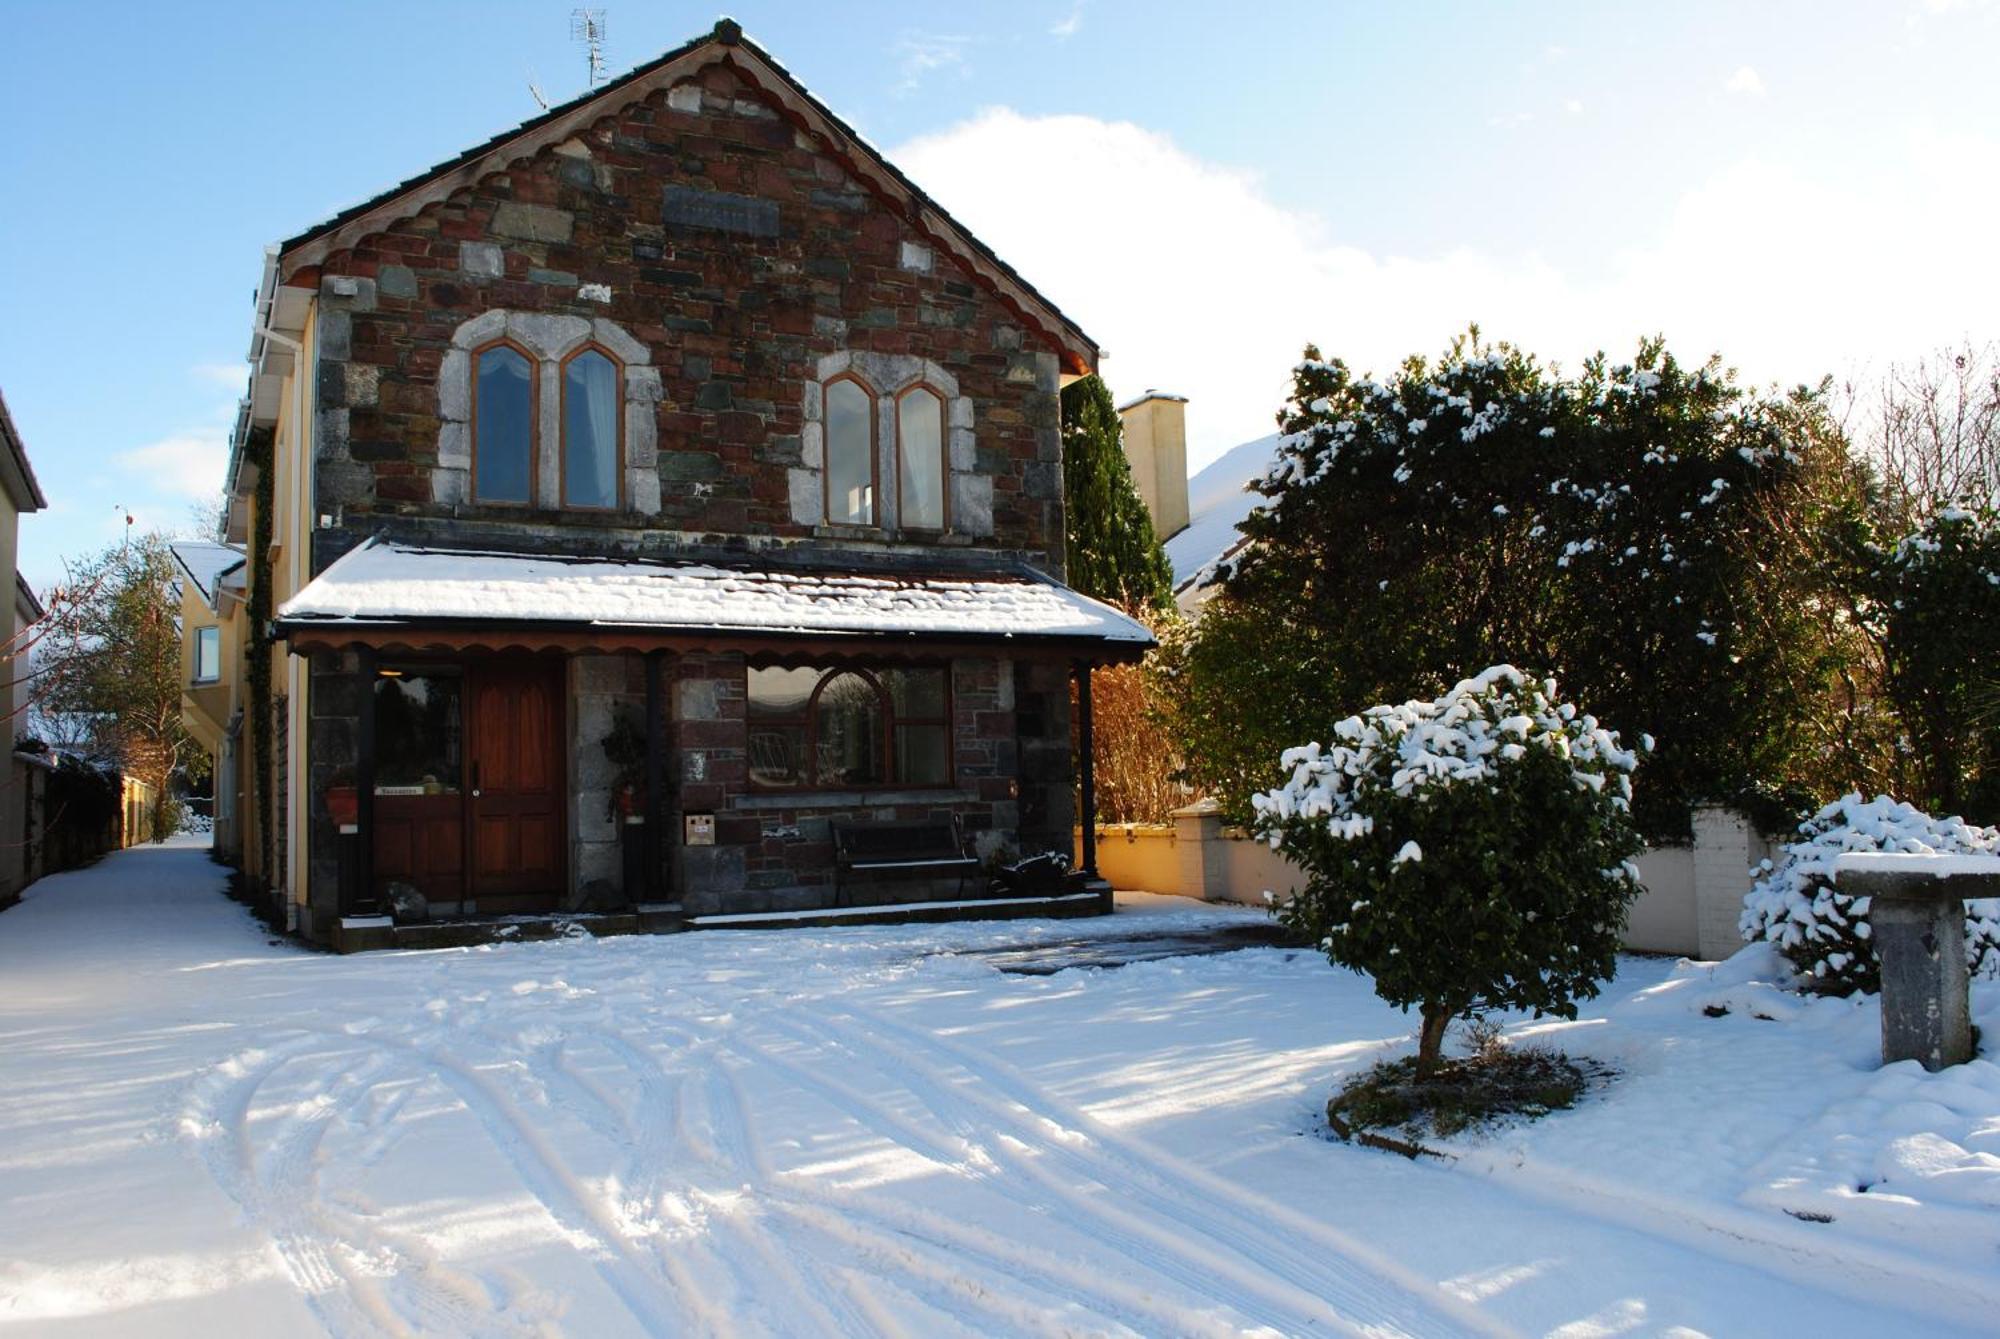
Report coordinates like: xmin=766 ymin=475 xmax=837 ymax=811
xmin=527 ymin=71 xmax=550 ymax=111
xmin=571 ymin=9 xmax=608 ymax=88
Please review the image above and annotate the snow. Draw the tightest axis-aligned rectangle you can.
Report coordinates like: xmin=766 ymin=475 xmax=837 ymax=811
xmin=1834 ymin=851 xmax=2000 ymax=880
xmin=169 ymin=541 xmax=247 ymax=608
xmin=1163 ymin=432 xmax=1287 ymax=595
xmin=277 ymin=539 xmax=1153 ymax=646
xmin=3 ymin=844 xmax=1999 ymax=1335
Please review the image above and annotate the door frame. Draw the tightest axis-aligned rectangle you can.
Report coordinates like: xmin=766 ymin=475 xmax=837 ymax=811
xmin=369 ymin=652 xmax=568 ymax=916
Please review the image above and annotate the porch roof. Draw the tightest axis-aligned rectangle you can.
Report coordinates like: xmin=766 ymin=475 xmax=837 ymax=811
xmin=275 ymin=539 xmax=1155 ymax=662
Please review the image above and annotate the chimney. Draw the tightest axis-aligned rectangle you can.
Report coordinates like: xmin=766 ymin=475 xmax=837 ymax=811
xmin=1115 ymin=390 xmax=1190 ymax=542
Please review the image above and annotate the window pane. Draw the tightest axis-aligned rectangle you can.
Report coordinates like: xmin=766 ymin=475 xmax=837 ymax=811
xmin=564 ymin=350 xmax=619 ymax=508
xmin=748 ymin=665 xmax=818 ymax=718
xmin=373 ymin=670 xmax=463 ymax=794
xmin=475 ymin=346 xmax=533 ymax=504
xmin=825 ymin=379 xmax=874 ymax=526
xmin=895 ymin=723 xmax=950 ymax=786
xmin=814 ymin=671 xmax=884 ymax=786
xmin=898 ymin=388 xmax=945 ymax=530
xmin=885 ymin=666 xmax=946 ymax=718
xmin=195 ymin=627 xmax=220 ymax=681
xmin=749 ymin=724 xmax=806 ymax=787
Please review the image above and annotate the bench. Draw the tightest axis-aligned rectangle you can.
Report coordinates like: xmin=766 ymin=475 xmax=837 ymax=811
xmin=830 ymin=816 xmax=984 ymax=906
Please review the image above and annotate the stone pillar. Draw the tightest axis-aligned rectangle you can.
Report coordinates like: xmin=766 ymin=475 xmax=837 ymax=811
xmin=1173 ymin=799 xmax=1228 ymax=901
xmin=1075 ymin=660 xmax=1097 ymax=878
xmin=1691 ymin=805 xmax=1758 ymax=961
xmin=1835 ymin=857 xmax=1989 ymax=1071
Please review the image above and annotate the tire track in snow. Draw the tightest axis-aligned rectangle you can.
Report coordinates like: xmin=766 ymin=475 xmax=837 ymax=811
xmin=782 ymin=1004 xmax=1511 ymax=1338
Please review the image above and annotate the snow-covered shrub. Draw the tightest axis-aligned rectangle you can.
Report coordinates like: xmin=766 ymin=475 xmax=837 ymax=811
xmin=1253 ymin=666 xmax=1644 ymax=1070
xmin=1740 ymin=793 xmax=2000 ymax=995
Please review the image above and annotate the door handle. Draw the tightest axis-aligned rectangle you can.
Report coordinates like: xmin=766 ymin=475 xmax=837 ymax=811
xmin=472 ymin=761 xmax=482 ymax=798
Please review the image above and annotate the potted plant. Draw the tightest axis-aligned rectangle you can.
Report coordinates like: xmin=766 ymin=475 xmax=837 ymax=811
xmin=325 ymin=766 xmax=360 ymax=828
xmin=602 ymin=708 xmax=648 ymax=823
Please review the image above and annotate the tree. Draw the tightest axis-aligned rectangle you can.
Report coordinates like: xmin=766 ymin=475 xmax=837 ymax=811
xmin=35 ymin=532 xmax=195 ymax=837
xmin=1060 ymin=375 xmax=1173 ymax=611
xmin=1169 ymin=330 xmax=1875 ymax=840
xmin=1847 ymin=341 xmax=2000 ymax=532
xmin=1876 ymin=505 xmax=2000 ymax=821
xmin=1254 ymin=667 xmax=1643 ymax=1072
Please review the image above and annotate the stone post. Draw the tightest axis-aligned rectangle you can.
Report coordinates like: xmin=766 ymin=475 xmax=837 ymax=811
xmin=1833 ymin=853 xmax=1993 ymax=1072
xmin=1173 ymin=799 xmax=1228 ymax=902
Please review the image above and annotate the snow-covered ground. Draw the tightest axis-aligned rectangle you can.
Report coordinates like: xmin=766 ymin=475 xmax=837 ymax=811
xmin=2 ymin=843 xmax=1997 ymax=1336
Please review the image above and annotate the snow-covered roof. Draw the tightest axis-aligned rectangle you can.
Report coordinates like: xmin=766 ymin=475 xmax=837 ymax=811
xmin=171 ymin=542 xmax=247 ymax=609
xmin=277 ymin=539 xmax=1155 ymax=654
xmin=1164 ymin=432 xmax=1289 ymax=606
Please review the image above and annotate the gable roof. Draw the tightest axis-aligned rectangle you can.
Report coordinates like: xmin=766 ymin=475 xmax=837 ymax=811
xmin=171 ymin=541 xmax=247 ymax=610
xmin=275 ymin=20 xmax=1099 ymax=376
xmin=1164 ymin=432 xmax=1288 ymax=606
xmin=0 ymin=388 xmax=48 ymax=515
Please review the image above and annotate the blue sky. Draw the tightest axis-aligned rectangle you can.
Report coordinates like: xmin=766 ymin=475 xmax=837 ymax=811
xmin=3 ymin=1 xmax=1996 ymax=590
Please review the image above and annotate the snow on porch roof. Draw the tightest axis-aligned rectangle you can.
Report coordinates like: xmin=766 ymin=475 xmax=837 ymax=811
xmin=276 ymin=539 xmax=1156 ymax=653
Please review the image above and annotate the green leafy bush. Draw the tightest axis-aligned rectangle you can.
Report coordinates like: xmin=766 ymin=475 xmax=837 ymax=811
xmin=1253 ymin=666 xmax=1643 ymax=1070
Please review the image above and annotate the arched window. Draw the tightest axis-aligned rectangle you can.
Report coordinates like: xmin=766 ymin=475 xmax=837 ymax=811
xmin=473 ymin=342 xmax=534 ymax=505
xmin=813 ymin=671 xmax=886 ymax=787
xmin=896 ymin=385 xmax=946 ymax=531
xmin=824 ymin=375 xmax=875 ymax=527
xmin=746 ymin=664 xmax=951 ymax=789
xmin=561 ymin=345 xmax=623 ymax=509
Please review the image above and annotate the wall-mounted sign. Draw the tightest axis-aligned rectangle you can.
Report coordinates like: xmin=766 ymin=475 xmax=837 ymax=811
xmin=684 ymin=812 xmax=716 ymax=847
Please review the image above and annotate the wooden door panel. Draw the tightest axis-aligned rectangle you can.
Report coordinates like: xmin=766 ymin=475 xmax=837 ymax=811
xmin=467 ymin=659 xmax=565 ymax=902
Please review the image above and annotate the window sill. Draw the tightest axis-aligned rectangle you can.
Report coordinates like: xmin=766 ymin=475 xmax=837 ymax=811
xmin=191 ymin=677 xmax=221 ymax=687
xmin=733 ymin=787 xmax=972 ymax=811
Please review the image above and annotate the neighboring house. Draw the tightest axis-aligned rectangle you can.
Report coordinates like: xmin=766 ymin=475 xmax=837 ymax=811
xmin=1112 ymin=389 xmax=1285 ymax=615
xmin=213 ymin=22 xmax=1150 ymax=949
xmin=171 ymin=541 xmax=247 ymax=862
xmin=0 ymin=390 xmax=47 ymax=905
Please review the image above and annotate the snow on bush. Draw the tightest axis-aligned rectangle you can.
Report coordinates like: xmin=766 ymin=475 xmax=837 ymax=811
xmin=1253 ymin=665 xmax=1644 ymax=1068
xmin=1740 ymin=793 xmax=2000 ymax=995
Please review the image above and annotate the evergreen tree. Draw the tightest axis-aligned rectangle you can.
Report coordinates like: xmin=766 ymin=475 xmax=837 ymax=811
xmin=1060 ymin=375 xmax=1174 ymax=611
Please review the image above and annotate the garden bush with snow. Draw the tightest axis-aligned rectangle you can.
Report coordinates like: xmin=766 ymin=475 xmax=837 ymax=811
xmin=1740 ymin=793 xmax=2000 ymax=995
xmin=1253 ymin=665 xmax=1643 ymax=1071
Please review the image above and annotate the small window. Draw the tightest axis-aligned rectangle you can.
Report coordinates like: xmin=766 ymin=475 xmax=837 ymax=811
xmin=562 ymin=346 xmax=622 ymax=509
xmin=193 ymin=626 xmax=221 ymax=683
xmin=474 ymin=342 xmax=534 ymax=504
xmin=824 ymin=376 xmax=875 ymax=526
xmin=373 ymin=668 xmax=463 ymax=795
xmin=746 ymin=664 xmax=952 ymax=788
xmin=897 ymin=386 xmax=946 ymax=531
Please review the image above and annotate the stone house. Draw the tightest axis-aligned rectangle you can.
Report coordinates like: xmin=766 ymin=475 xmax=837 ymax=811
xmin=0 ymin=390 xmax=46 ymax=907
xmin=211 ymin=21 xmax=1149 ymax=950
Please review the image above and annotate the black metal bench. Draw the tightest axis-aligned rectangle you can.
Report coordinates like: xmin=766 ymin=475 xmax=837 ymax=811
xmin=830 ymin=815 xmax=983 ymax=906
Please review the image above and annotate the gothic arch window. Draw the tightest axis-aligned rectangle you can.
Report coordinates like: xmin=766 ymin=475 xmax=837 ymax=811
xmin=746 ymin=663 xmax=951 ymax=789
xmin=823 ymin=373 xmax=876 ymax=527
xmin=561 ymin=344 xmax=624 ymax=510
xmin=472 ymin=340 xmax=535 ymax=506
xmin=896 ymin=384 xmax=947 ymax=531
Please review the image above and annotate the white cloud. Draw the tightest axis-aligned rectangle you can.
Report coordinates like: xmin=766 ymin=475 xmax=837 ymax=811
xmin=894 ymin=33 xmax=970 ymax=95
xmin=1564 ymin=98 xmax=1584 ymax=116
xmin=114 ymin=429 xmax=229 ymax=500
xmin=1726 ymin=65 xmax=1767 ymax=96
xmin=893 ymin=109 xmax=2000 ymax=470
xmin=1051 ymin=2 xmax=1084 ymax=38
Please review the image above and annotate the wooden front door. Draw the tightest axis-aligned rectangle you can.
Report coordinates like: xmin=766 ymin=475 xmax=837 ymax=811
xmin=467 ymin=659 xmax=565 ymax=909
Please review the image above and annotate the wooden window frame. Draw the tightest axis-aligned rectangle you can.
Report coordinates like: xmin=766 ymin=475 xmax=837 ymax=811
xmin=894 ymin=383 xmax=950 ymax=533
xmin=470 ymin=338 xmax=539 ymax=508
xmin=821 ymin=373 xmax=879 ymax=529
xmin=558 ymin=342 xmax=626 ymax=512
xmin=745 ymin=662 xmax=954 ymax=792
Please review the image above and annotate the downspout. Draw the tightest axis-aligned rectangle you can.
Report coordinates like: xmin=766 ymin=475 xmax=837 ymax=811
xmin=254 ymin=321 xmax=312 ymax=930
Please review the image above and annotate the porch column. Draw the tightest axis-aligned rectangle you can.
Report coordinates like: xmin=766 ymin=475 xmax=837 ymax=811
xmin=1076 ymin=659 xmax=1098 ymax=878
xmin=644 ymin=649 xmax=667 ymax=902
xmin=353 ymin=643 xmax=377 ymax=915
